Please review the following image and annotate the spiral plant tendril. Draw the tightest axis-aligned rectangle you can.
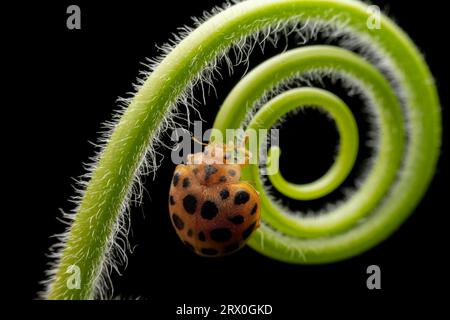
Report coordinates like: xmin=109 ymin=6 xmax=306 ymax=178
xmin=43 ymin=0 xmax=441 ymax=299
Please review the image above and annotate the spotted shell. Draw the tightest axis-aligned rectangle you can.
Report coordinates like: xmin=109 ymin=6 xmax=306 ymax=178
xmin=168 ymin=144 xmax=260 ymax=257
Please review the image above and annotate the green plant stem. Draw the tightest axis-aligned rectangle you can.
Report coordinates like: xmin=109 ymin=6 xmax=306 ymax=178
xmin=46 ymin=0 xmax=441 ymax=299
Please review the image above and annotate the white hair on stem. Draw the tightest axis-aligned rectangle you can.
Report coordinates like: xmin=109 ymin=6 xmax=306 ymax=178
xmin=41 ymin=0 xmax=411 ymax=299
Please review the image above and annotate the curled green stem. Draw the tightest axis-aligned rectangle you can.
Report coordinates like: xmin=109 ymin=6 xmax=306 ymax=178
xmin=45 ymin=0 xmax=441 ymax=299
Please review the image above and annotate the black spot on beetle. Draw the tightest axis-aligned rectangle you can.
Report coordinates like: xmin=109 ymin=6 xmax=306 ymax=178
xmin=224 ymin=243 xmax=240 ymax=254
xmin=172 ymin=172 xmax=180 ymax=186
xmin=198 ymin=231 xmax=206 ymax=242
xmin=201 ymin=200 xmax=219 ymax=220
xmin=228 ymin=215 xmax=244 ymax=225
xmin=182 ymin=177 xmax=190 ymax=188
xmin=210 ymin=228 xmax=232 ymax=242
xmin=187 ymin=229 xmax=193 ymax=237
xmin=183 ymin=195 xmax=197 ymax=214
xmin=219 ymin=189 xmax=230 ymax=200
xmin=172 ymin=214 xmax=184 ymax=230
xmin=242 ymin=221 xmax=257 ymax=240
xmin=219 ymin=175 xmax=227 ymax=182
xmin=228 ymin=169 xmax=236 ymax=176
xmin=250 ymin=203 xmax=257 ymax=215
xmin=169 ymin=195 xmax=175 ymax=205
xmin=204 ymin=165 xmax=218 ymax=181
xmin=201 ymin=248 xmax=219 ymax=256
xmin=234 ymin=190 xmax=250 ymax=204
xmin=184 ymin=241 xmax=195 ymax=251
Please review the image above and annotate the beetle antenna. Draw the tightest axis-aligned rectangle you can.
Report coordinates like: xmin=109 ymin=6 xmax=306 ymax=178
xmin=191 ymin=135 xmax=208 ymax=146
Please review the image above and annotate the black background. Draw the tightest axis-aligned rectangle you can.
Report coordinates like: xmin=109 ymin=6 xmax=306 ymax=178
xmin=24 ymin=0 xmax=449 ymax=313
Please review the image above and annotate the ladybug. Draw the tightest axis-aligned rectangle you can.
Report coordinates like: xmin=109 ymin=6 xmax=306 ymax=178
xmin=168 ymin=139 xmax=261 ymax=257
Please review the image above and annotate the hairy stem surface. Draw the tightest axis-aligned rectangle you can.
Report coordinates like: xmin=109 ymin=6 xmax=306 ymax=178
xmin=45 ymin=0 xmax=441 ymax=299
